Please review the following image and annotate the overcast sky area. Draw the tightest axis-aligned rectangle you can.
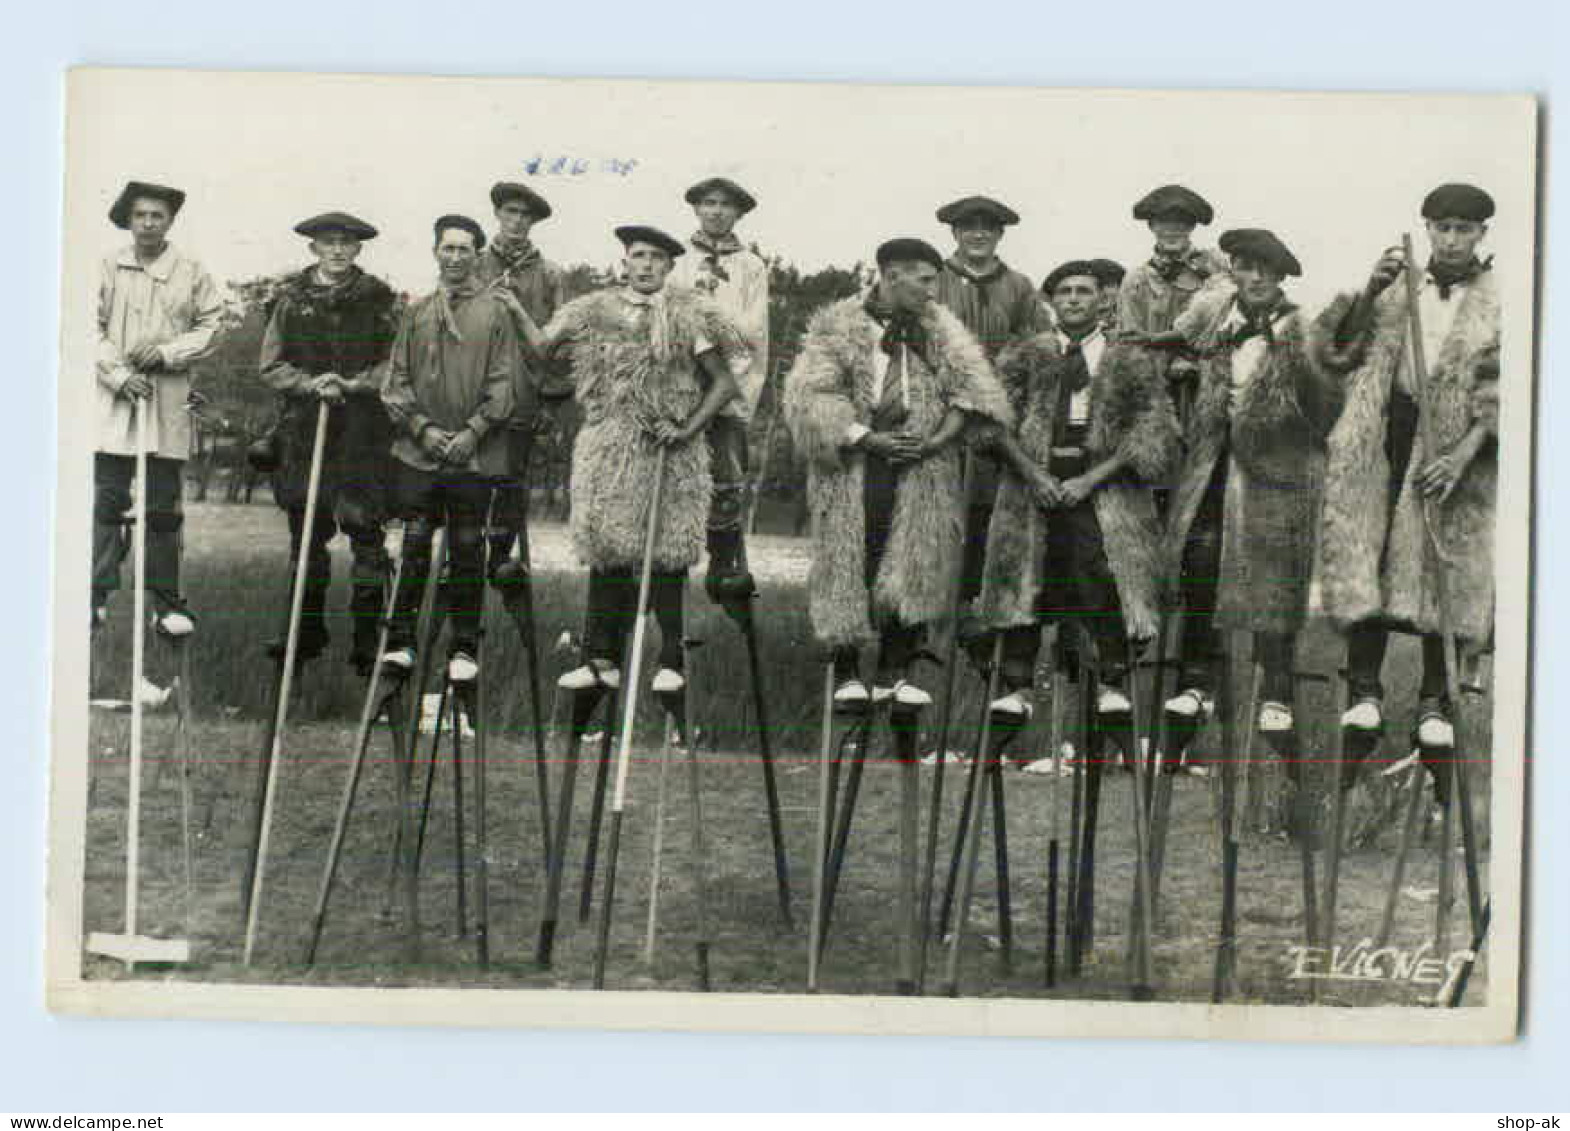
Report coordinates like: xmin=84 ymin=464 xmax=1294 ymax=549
xmin=66 ymin=71 xmax=1534 ymax=319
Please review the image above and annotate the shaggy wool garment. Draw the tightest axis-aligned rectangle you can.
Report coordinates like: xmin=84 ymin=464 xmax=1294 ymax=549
xmin=548 ymin=286 xmax=750 ymax=571
xmin=1163 ymin=281 xmax=1346 ymax=636
xmin=784 ymin=295 xmax=1013 ymax=650
xmin=977 ymin=331 xmax=1179 ymax=640
xmin=1311 ymin=270 xmax=1499 ymax=644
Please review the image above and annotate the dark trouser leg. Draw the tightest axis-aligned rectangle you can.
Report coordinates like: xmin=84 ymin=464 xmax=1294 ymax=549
xmin=706 ymin=416 xmax=753 ymax=604
xmin=442 ymin=476 xmax=491 ymax=655
xmin=651 ymin=569 xmax=688 ymax=671
xmin=876 ymin=621 xmax=924 ymax=685
xmin=1346 ymin=620 xmax=1390 ymax=703
xmin=389 ymin=519 xmax=435 ymax=650
xmin=1176 ymin=459 xmax=1227 ymax=693
xmin=286 ymin=503 xmax=337 ymax=652
xmin=388 ymin=464 xmax=439 ymax=650
xmin=488 ymin=427 xmax=533 ymax=574
xmin=144 ymin=456 xmax=187 ymax=613
xmin=999 ymin=625 xmax=1042 ymax=693
xmin=862 ymin=451 xmax=899 ymax=589
xmin=585 ymin=568 xmax=636 ymax=669
xmin=1418 ymin=633 xmax=1450 ymax=706
xmin=92 ymin=454 xmax=133 ymax=605
xmin=343 ymin=517 xmax=391 ymax=664
xmin=1063 ymin=499 xmax=1129 ymax=688
xmin=1254 ymin=631 xmax=1295 ymax=704
xmin=832 ymin=646 xmax=861 ymax=685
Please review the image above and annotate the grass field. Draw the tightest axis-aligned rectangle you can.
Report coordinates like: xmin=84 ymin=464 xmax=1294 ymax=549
xmin=80 ymin=502 xmax=1492 ymax=1006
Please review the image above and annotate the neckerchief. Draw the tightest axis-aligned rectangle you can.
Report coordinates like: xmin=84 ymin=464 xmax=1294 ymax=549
xmin=1226 ymin=296 xmax=1296 ymax=347
xmin=864 ymin=290 xmax=931 ymax=370
xmin=1151 ymin=246 xmax=1208 ymax=284
xmin=691 ymin=230 xmax=742 ymax=284
xmin=489 ymin=233 xmax=541 ymax=276
xmin=619 ymin=285 xmax=672 ymax=366
xmin=947 ymin=256 xmax=1008 ymax=306
xmin=434 ymin=277 xmax=480 ymax=342
xmin=1427 ymin=255 xmax=1491 ymax=300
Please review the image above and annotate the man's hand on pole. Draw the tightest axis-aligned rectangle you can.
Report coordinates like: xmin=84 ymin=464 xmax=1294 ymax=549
xmin=442 ymin=427 xmax=479 ymax=465
xmin=120 ymin=373 xmax=154 ymax=400
xmin=1366 ymin=246 xmax=1407 ymax=298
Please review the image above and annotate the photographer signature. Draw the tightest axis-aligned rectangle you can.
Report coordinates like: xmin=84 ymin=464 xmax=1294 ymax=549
xmin=1283 ymin=938 xmax=1480 ymax=1005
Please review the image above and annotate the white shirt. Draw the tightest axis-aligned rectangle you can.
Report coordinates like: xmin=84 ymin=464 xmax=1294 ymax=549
xmin=670 ymin=236 xmax=770 ymax=419
xmin=1401 ymin=272 xmax=1467 ymax=395
xmin=844 ymin=334 xmax=909 ymax=448
xmin=1057 ymin=326 xmax=1105 ymax=427
xmin=1219 ymin=302 xmax=1277 ymax=410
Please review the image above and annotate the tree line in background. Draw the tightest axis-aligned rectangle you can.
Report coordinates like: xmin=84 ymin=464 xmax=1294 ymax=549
xmin=184 ymin=252 xmax=869 ymax=534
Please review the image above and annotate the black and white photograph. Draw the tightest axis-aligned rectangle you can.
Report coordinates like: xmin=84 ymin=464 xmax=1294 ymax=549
xmin=46 ymin=69 xmax=1535 ymax=1042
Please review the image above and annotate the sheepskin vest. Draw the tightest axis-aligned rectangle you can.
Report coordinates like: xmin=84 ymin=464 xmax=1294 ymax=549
xmin=552 ymin=286 xmax=749 ymax=571
xmin=1311 ymin=270 xmax=1499 ymax=643
xmin=1163 ymin=284 xmax=1345 ymax=635
xmin=784 ymin=295 xmax=1014 ymax=649
xmin=978 ymin=332 xmax=1179 ymax=639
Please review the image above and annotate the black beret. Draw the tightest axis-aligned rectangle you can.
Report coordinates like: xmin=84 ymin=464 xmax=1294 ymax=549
xmin=109 ymin=180 xmax=186 ymax=229
xmin=1042 ymin=259 xmax=1103 ymax=295
xmin=1422 ymin=183 xmax=1495 ymax=222
xmin=936 ymin=195 xmax=1020 ymax=227
xmin=614 ymin=224 xmax=686 ymax=259
xmin=1088 ymin=258 xmax=1126 ymax=287
xmin=685 ymin=176 xmax=757 ymax=215
xmin=489 ymin=181 xmax=553 ymax=220
xmin=433 ymin=214 xmax=487 ymax=250
xmin=1132 ymin=184 xmax=1214 ymax=226
xmin=876 ymin=237 xmax=945 ymax=272
xmin=294 ymin=211 xmax=378 ymax=241
xmin=1219 ymin=228 xmax=1302 ymax=278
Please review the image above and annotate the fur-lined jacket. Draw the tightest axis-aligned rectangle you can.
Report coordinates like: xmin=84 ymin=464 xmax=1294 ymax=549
xmin=1311 ymin=268 xmax=1499 ymax=644
xmin=1163 ymin=281 xmax=1346 ymax=635
xmin=978 ymin=333 xmax=1179 ymax=640
xmin=784 ymin=295 xmax=1014 ymax=649
xmin=542 ymin=285 xmax=749 ymax=572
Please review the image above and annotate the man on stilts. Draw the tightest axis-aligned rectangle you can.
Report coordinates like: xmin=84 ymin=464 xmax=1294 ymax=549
xmin=476 ymin=180 xmax=564 ymax=591
xmin=786 ymin=236 xmax=1012 ymax=711
xmin=379 ymin=214 xmax=517 ymax=683
xmin=1161 ymin=229 xmax=1344 ymax=761
xmin=980 ymin=260 xmax=1177 ymax=732
xmin=258 ymin=212 xmax=399 ymax=676
xmin=93 ymin=180 xmax=223 ymax=639
xmin=1312 ymin=183 xmax=1499 ymax=801
xmin=932 ymin=197 xmax=1052 ymax=659
xmin=669 ymin=176 xmax=770 ymax=609
xmin=512 ymin=224 xmax=746 ymax=694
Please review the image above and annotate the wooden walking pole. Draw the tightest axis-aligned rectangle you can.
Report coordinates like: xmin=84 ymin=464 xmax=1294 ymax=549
xmin=591 ymin=447 xmax=668 ymax=989
xmin=306 ymin=553 xmax=405 ymax=964
xmin=940 ymin=634 xmax=1005 ymax=996
xmin=1043 ymin=627 xmax=1066 ymax=988
xmin=1375 ymin=760 xmax=1428 ymax=948
xmin=642 ymin=712 xmax=677 ymax=966
xmin=1401 ymin=233 xmax=1487 ymax=949
xmin=1120 ymin=641 xmax=1158 ymax=1001
xmin=243 ymin=400 xmax=329 ymax=965
xmin=1211 ymin=634 xmax=1241 ymax=1003
xmin=87 ymin=398 xmax=189 ymax=968
xmin=808 ymin=663 xmax=835 ymax=992
xmin=915 ymin=448 xmax=975 ymax=989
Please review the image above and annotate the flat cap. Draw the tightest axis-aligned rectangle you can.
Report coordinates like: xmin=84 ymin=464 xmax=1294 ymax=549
xmin=109 ymin=180 xmax=186 ymax=229
xmin=936 ymin=195 xmax=1021 ymax=227
xmin=490 ymin=181 xmax=553 ymax=219
xmin=685 ymin=176 xmax=757 ymax=215
xmin=1042 ymin=259 xmax=1103 ymax=295
xmin=433 ymin=213 xmax=487 ymax=250
xmin=876 ymin=237 xmax=945 ymax=272
xmin=1088 ymin=258 xmax=1127 ymax=287
xmin=294 ymin=211 xmax=378 ymax=240
xmin=1219 ymin=228 xmax=1302 ymax=278
xmin=614 ymin=225 xmax=686 ymax=259
xmin=1132 ymin=184 xmax=1214 ymax=226
xmin=1422 ymin=183 xmax=1495 ymax=222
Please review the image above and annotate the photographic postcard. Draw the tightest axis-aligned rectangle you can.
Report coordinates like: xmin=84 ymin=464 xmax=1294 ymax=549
xmin=46 ymin=67 xmax=1536 ymax=1041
